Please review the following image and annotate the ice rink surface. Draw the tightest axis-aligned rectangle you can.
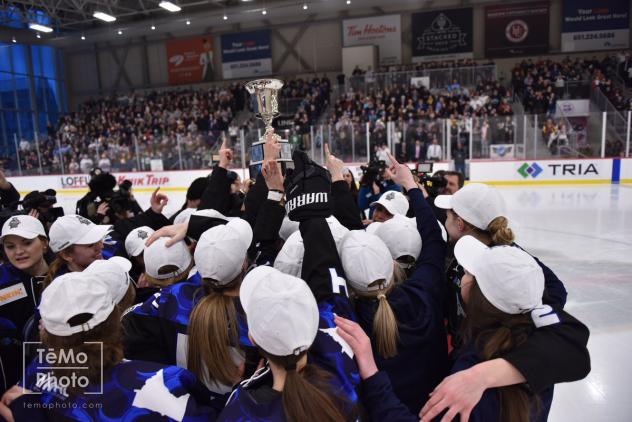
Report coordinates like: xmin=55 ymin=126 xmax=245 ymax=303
xmin=54 ymin=184 xmax=632 ymax=421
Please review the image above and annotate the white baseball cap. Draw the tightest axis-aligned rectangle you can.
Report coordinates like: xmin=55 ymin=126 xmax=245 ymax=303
xmin=371 ymin=214 xmax=421 ymax=262
xmin=454 ymin=235 xmax=544 ymax=314
xmin=195 ymin=219 xmax=253 ymax=283
xmin=193 ymin=209 xmax=233 ymax=222
xmin=275 ymin=217 xmax=348 ymax=278
xmin=435 ymin=183 xmax=506 ymax=230
xmin=339 ymin=230 xmax=394 ymax=292
xmin=370 ymin=191 xmax=409 ymax=216
xmin=40 ymin=272 xmax=115 ymax=336
xmin=240 ymin=266 xmax=319 ymax=356
xmin=48 ymin=215 xmax=112 ymax=253
xmin=279 ymin=216 xmax=300 ymax=241
xmin=326 ymin=216 xmax=350 ymax=248
xmin=83 ymin=256 xmax=132 ymax=304
xmin=274 ymin=231 xmax=304 ymax=277
xmin=124 ymin=226 xmax=155 ymax=258
xmin=174 ymin=208 xmax=196 ymax=226
xmin=0 ymin=215 xmax=46 ymax=241
xmin=144 ymin=237 xmax=192 ymax=280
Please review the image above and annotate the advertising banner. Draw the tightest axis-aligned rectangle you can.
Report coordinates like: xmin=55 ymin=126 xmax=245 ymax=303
xmin=221 ymin=29 xmax=272 ymax=79
xmin=166 ymin=37 xmax=215 ymax=85
xmin=411 ymin=8 xmax=473 ymax=62
xmin=556 ymin=100 xmax=591 ymax=117
xmin=561 ymin=0 xmax=629 ymax=52
xmin=485 ymin=2 xmax=549 ymax=57
xmin=470 ymin=158 xmax=613 ymax=184
xmin=342 ymin=15 xmax=402 ymax=65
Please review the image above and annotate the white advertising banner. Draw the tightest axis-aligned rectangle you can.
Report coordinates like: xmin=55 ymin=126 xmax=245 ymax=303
xmin=556 ymin=100 xmax=590 ymax=117
xmin=619 ymin=158 xmax=632 ymax=183
xmin=470 ymin=159 xmax=613 ymax=184
xmin=342 ymin=15 xmax=402 ymax=65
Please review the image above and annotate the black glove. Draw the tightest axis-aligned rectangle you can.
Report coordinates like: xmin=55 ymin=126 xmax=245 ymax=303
xmin=284 ymin=150 xmax=332 ymax=221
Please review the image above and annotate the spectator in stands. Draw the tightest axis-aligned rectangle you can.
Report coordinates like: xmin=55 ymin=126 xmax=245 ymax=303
xmin=427 ymin=138 xmax=442 ymax=161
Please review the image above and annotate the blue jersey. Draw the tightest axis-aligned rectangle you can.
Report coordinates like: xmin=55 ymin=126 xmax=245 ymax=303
xmin=14 ymin=359 xmax=219 ymax=421
xmin=122 ymin=272 xmax=255 ymax=397
xmin=219 ymin=218 xmax=361 ymax=422
xmin=0 ymin=263 xmax=43 ymax=395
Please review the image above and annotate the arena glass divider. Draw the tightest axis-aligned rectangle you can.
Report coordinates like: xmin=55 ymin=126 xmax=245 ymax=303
xmin=627 ymin=111 xmax=630 ymax=158
xmin=33 ymin=132 xmax=43 ymax=175
xmin=133 ymin=134 xmax=141 ymax=171
xmin=601 ymin=112 xmax=606 ymax=158
xmin=365 ymin=122 xmax=370 ymax=163
xmin=55 ymin=135 xmax=65 ymax=174
xmin=13 ymin=134 xmax=22 ymax=176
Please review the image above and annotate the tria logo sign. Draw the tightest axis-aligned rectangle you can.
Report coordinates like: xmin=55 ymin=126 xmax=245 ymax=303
xmin=518 ymin=163 xmax=543 ymax=178
xmin=518 ymin=162 xmax=600 ymax=178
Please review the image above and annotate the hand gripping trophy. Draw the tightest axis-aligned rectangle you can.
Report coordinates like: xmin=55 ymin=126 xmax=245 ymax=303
xmin=245 ymin=79 xmax=293 ymax=177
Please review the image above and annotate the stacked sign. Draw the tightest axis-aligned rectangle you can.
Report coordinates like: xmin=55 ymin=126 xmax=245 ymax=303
xmin=485 ymin=2 xmax=549 ymax=57
xmin=561 ymin=0 xmax=629 ymax=52
xmin=411 ymin=8 xmax=473 ymax=62
xmin=166 ymin=37 xmax=215 ymax=85
xmin=342 ymin=15 xmax=402 ymax=65
xmin=221 ymin=29 xmax=272 ymax=79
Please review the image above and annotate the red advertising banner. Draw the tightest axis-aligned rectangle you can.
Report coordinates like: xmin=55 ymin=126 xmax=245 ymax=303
xmin=166 ymin=36 xmax=214 ymax=85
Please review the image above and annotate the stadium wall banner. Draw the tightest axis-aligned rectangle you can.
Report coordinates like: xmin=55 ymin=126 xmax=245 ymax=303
xmin=166 ymin=37 xmax=215 ymax=85
xmin=470 ymin=158 xmax=614 ymax=184
xmin=485 ymin=2 xmax=549 ymax=58
xmin=221 ymin=29 xmax=272 ymax=79
xmin=619 ymin=158 xmax=632 ymax=183
xmin=556 ymin=100 xmax=590 ymax=117
xmin=411 ymin=8 xmax=473 ymax=62
xmin=342 ymin=15 xmax=402 ymax=65
xmin=561 ymin=0 xmax=629 ymax=52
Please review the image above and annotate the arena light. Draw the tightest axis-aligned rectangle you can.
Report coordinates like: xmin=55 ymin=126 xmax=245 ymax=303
xmin=159 ymin=1 xmax=181 ymax=12
xmin=186 ymin=19 xmax=191 ymax=25
xmin=93 ymin=11 xmax=116 ymax=22
xmin=223 ymin=14 xmax=228 ymax=20
xmin=28 ymin=23 xmax=53 ymax=33
xmin=36 ymin=33 xmax=41 ymax=39
xmin=12 ymin=37 xmax=16 ymax=43
xmin=262 ymin=9 xmax=267 ymax=15
xmin=303 ymin=4 xmax=308 ymax=10
xmin=81 ymin=34 xmax=86 ymax=40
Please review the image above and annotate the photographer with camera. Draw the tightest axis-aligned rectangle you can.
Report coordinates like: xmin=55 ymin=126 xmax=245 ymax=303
xmin=76 ymin=169 xmax=171 ymax=247
xmin=20 ymin=189 xmax=64 ymax=232
xmin=0 ymin=170 xmax=20 ymax=212
xmin=357 ymin=157 xmax=402 ymax=222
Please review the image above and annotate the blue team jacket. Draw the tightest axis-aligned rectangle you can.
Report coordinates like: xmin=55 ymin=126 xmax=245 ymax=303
xmin=355 ymin=188 xmax=449 ymax=414
xmin=14 ymin=359 xmax=219 ymax=421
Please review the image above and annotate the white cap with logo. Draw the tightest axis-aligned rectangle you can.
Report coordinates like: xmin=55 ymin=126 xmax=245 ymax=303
xmin=195 ymin=218 xmax=253 ymax=283
xmin=0 ymin=215 xmax=46 ymax=241
xmin=339 ymin=230 xmax=393 ymax=292
xmin=144 ymin=237 xmax=192 ymax=280
xmin=279 ymin=216 xmax=300 ymax=241
xmin=83 ymin=256 xmax=133 ymax=304
xmin=40 ymin=273 xmax=116 ymax=336
xmin=368 ymin=214 xmax=421 ymax=261
xmin=48 ymin=215 xmax=113 ymax=253
xmin=240 ymin=266 xmax=319 ymax=356
xmin=454 ymin=235 xmax=544 ymax=314
xmin=370 ymin=190 xmax=409 ymax=216
xmin=124 ymin=226 xmax=155 ymax=258
xmin=434 ymin=183 xmax=506 ymax=230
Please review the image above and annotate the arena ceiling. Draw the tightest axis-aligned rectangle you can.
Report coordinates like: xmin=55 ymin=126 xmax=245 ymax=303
xmin=0 ymin=0 xmax=531 ymax=46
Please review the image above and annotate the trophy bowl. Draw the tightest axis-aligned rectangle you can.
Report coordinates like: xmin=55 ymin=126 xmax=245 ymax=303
xmin=244 ymin=78 xmax=293 ymax=178
xmin=244 ymin=79 xmax=284 ymax=130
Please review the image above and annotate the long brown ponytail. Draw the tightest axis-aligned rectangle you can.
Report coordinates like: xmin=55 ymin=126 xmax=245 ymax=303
xmin=461 ymin=282 xmax=538 ymax=422
xmin=263 ymin=351 xmax=348 ymax=422
xmin=187 ymin=278 xmax=240 ymax=387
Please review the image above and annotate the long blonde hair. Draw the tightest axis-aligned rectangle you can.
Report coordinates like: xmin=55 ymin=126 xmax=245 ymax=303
xmin=356 ymin=281 xmax=399 ymax=359
xmin=187 ymin=277 xmax=241 ymax=387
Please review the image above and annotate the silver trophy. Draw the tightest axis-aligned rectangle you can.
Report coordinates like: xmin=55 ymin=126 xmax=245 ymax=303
xmin=245 ymin=79 xmax=293 ymax=176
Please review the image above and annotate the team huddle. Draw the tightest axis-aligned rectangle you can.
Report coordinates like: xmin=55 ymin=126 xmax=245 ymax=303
xmin=0 ymin=132 xmax=590 ymax=421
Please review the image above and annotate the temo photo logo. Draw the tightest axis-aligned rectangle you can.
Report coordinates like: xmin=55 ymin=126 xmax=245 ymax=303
xmin=24 ymin=342 xmax=103 ymax=395
xmin=517 ymin=162 xmax=543 ymax=178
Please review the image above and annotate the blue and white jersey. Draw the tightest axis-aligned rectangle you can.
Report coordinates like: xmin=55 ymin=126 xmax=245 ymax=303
xmin=15 ymin=359 xmax=219 ymax=421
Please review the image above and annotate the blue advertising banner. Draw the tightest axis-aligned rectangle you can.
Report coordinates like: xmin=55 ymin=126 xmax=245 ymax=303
xmin=561 ymin=0 xmax=629 ymax=52
xmin=221 ymin=29 xmax=272 ymax=79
